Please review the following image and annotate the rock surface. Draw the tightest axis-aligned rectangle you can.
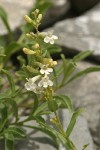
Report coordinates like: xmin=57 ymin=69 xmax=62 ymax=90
xmin=57 ymin=60 xmax=100 ymax=149
xmin=41 ymin=0 xmax=70 ymax=29
xmin=46 ymin=2 xmax=100 ymax=62
xmin=69 ymin=0 xmax=100 ymax=13
xmin=0 ymin=0 xmax=35 ymax=35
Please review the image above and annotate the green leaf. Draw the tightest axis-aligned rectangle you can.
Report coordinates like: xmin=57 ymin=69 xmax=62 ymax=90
xmin=34 ymin=0 xmax=53 ymax=14
xmin=9 ymin=99 xmax=18 ymax=122
xmin=82 ymin=144 xmax=89 ymax=150
xmin=17 ymin=55 xmax=26 ymax=66
xmin=48 ymin=100 xmax=58 ymax=112
xmin=6 ymin=127 xmax=26 ymax=139
xmin=66 ymin=109 xmax=83 ymax=137
xmin=54 ymin=95 xmax=73 ymax=113
xmin=5 ymin=133 xmax=14 ymax=150
xmin=0 ymin=6 xmax=13 ymax=41
xmin=61 ymin=55 xmax=76 ymax=85
xmin=4 ymin=42 xmax=22 ymax=63
xmin=1 ymin=69 xmax=15 ymax=93
xmin=23 ymin=124 xmax=57 ymax=145
xmin=29 ymin=93 xmax=39 ymax=116
xmin=0 ymin=104 xmax=8 ymax=132
xmin=73 ymin=51 xmax=92 ymax=62
xmin=67 ymin=66 xmax=100 ymax=84
xmin=0 ymin=94 xmax=9 ymax=101
xmin=34 ymin=101 xmax=48 ymax=116
xmin=46 ymin=45 xmax=62 ymax=54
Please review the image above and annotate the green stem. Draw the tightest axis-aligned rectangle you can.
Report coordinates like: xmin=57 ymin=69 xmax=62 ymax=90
xmin=54 ymin=112 xmax=77 ymax=150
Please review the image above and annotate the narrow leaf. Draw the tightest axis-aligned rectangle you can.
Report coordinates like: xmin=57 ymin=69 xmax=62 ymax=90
xmin=0 ymin=104 xmax=8 ymax=132
xmin=30 ymin=93 xmax=39 ymax=116
xmin=54 ymin=95 xmax=73 ymax=112
xmin=73 ymin=51 xmax=92 ymax=62
xmin=5 ymin=133 xmax=14 ymax=150
xmin=66 ymin=109 xmax=83 ymax=137
xmin=0 ymin=6 xmax=13 ymax=40
xmin=1 ymin=69 xmax=15 ymax=93
xmin=67 ymin=66 xmax=100 ymax=84
xmin=5 ymin=42 xmax=22 ymax=63
xmin=9 ymin=99 xmax=18 ymax=121
xmin=82 ymin=144 xmax=89 ymax=150
xmin=34 ymin=101 xmax=48 ymax=116
xmin=6 ymin=127 xmax=26 ymax=139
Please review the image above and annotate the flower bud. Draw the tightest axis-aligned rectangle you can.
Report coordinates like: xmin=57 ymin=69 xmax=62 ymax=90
xmin=32 ymin=43 xmax=40 ymax=49
xmin=26 ymin=33 xmax=34 ymax=39
xmin=43 ymin=58 xmax=57 ymax=67
xmin=32 ymin=9 xmax=39 ymax=16
xmin=24 ymin=15 xmax=33 ymax=23
xmin=30 ymin=32 xmax=36 ymax=37
xmin=23 ymin=48 xmax=36 ymax=55
xmin=37 ymin=14 xmax=42 ymax=23
xmin=26 ymin=65 xmax=39 ymax=74
xmin=50 ymin=117 xmax=57 ymax=124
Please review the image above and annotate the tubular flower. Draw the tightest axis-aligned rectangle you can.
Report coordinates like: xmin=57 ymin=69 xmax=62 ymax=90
xmin=44 ymin=31 xmax=58 ymax=44
xmin=25 ymin=75 xmax=41 ymax=93
xmin=38 ymin=76 xmax=53 ymax=88
xmin=40 ymin=65 xmax=53 ymax=75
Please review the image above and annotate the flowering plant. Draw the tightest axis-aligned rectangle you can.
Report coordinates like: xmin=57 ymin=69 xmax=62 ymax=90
xmin=0 ymin=8 xmax=100 ymax=150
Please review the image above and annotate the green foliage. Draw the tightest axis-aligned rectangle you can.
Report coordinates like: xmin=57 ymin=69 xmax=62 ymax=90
xmin=1 ymin=69 xmax=15 ymax=93
xmin=5 ymin=133 xmax=14 ymax=150
xmin=48 ymin=99 xmax=58 ymax=112
xmin=66 ymin=109 xmax=84 ymax=137
xmin=54 ymin=95 xmax=73 ymax=112
xmin=0 ymin=6 xmax=13 ymax=41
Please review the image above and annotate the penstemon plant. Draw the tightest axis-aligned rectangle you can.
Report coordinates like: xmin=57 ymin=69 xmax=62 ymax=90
xmin=0 ymin=9 xmax=100 ymax=150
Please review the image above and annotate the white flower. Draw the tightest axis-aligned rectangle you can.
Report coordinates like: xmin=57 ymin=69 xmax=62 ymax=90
xmin=44 ymin=31 xmax=58 ymax=44
xmin=38 ymin=76 xmax=53 ymax=88
xmin=25 ymin=75 xmax=41 ymax=93
xmin=40 ymin=65 xmax=53 ymax=75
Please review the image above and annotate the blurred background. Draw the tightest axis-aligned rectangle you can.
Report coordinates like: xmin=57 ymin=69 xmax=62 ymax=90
xmin=0 ymin=0 xmax=100 ymax=150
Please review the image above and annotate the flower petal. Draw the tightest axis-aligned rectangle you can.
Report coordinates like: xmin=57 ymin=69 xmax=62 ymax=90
xmin=47 ymin=68 xmax=53 ymax=73
xmin=44 ymin=36 xmax=50 ymax=43
xmin=40 ymin=69 xmax=45 ymax=74
xmin=50 ymin=39 xmax=54 ymax=44
xmin=31 ymin=75 xmax=41 ymax=82
xmin=52 ymin=35 xmax=58 ymax=40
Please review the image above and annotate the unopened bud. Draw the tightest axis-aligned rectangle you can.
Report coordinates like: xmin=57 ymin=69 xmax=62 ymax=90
xmin=32 ymin=9 xmax=39 ymax=16
xmin=50 ymin=117 xmax=57 ymax=124
xmin=37 ymin=14 xmax=42 ymax=23
xmin=26 ymin=33 xmax=34 ymax=39
xmin=24 ymin=15 xmax=33 ymax=23
xmin=26 ymin=65 xmax=39 ymax=74
xmin=35 ymin=9 xmax=39 ymax=14
xmin=32 ymin=43 xmax=39 ymax=49
xmin=43 ymin=58 xmax=57 ymax=67
xmin=23 ymin=48 xmax=36 ymax=55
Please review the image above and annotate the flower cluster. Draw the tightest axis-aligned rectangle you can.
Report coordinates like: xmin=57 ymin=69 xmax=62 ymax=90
xmin=25 ymin=63 xmax=54 ymax=93
xmin=23 ymin=10 xmax=58 ymax=94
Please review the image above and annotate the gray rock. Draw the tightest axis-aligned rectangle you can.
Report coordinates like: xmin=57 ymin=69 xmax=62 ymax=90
xmin=0 ymin=0 xmax=35 ymax=35
xmin=69 ymin=0 xmax=100 ymax=13
xmin=57 ymin=60 xmax=100 ymax=149
xmin=46 ymin=3 xmax=100 ymax=62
